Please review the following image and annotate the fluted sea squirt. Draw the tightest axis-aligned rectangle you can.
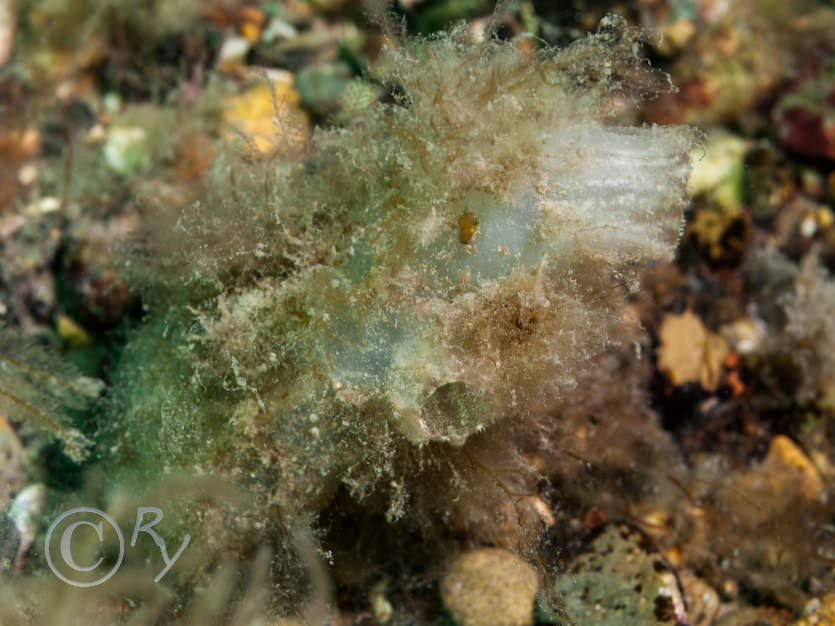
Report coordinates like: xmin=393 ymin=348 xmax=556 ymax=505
xmin=106 ymin=13 xmax=696 ymax=559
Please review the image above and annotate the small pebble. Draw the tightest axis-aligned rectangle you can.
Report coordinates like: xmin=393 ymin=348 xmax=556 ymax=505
xmin=550 ymin=522 xmax=688 ymax=626
xmin=103 ymin=126 xmax=150 ymax=176
xmin=734 ymin=434 xmax=824 ymax=525
xmin=217 ymin=36 xmax=251 ymax=71
xmin=7 ymin=483 xmax=46 ymax=563
xmin=441 ymin=548 xmax=539 ymax=626
xmin=17 ymin=164 xmax=38 ymax=186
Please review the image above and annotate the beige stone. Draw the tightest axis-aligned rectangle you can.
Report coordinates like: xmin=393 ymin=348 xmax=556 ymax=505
xmin=732 ymin=435 xmax=825 ymax=525
xmin=748 ymin=434 xmax=824 ymax=503
xmin=441 ymin=548 xmax=539 ymax=626
xmin=657 ymin=310 xmax=729 ymax=391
